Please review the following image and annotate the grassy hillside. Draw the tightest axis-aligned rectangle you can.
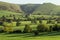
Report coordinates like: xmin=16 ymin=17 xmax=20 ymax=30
xmin=0 ymin=10 xmax=24 ymax=18
xmin=31 ymin=3 xmax=60 ymax=16
xmin=0 ymin=2 xmax=60 ymax=16
xmin=20 ymin=3 xmax=60 ymax=16
xmin=20 ymin=4 xmax=40 ymax=14
xmin=0 ymin=2 xmax=23 ymax=13
xmin=32 ymin=3 xmax=56 ymax=15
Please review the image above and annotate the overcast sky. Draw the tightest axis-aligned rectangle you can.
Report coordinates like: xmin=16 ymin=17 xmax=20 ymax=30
xmin=0 ymin=0 xmax=60 ymax=5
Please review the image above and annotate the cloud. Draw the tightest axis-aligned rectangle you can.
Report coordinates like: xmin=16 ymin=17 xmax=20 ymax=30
xmin=0 ymin=0 xmax=60 ymax=5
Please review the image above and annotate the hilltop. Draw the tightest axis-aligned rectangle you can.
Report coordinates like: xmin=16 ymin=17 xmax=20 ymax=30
xmin=0 ymin=2 xmax=60 ymax=16
xmin=0 ymin=2 xmax=23 ymax=13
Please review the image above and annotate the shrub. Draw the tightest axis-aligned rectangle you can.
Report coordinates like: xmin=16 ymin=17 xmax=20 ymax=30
xmin=0 ymin=21 xmax=3 ymax=26
xmin=37 ymin=24 xmax=48 ymax=32
xmin=57 ymin=21 xmax=60 ymax=23
xmin=39 ymin=20 xmax=42 ymax=23
xmin=16 ymin=22 xmax=20 ymax=26
xmin=52 ymin=24 xmax=60 ymax=31
xmin=3 ymin=23 xmax=13 ymax=33
xmin=0 ymin=28 xmax=4 ymax=33
xmin=13 ymin=16 xmax=16 ymax=21
xmin=23 ymin=24 xmax=32 ymax=33
xmin=31 ymin=20 xmax=37 ymax=24
xmin=16 ymin=18 xmax=21 ymax=26
xmin=1 ymin=15 xmax=6 ymax=21
xmin=49 ymin=25 xmax=53 ymax=32
xmin=9 ymin=14 xmax=12 ymax=17
xmin=47 ymin=20 xmax=55 ymax=24
xmin=6 ymin=19 xmax=12 ymax=23
xmin=47 ymin=20 xmax=52 ymax=24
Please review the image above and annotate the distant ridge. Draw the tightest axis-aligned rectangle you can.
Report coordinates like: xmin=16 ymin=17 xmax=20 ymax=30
xmin=0 ymin=2 xmax=23 ymax=13
xmin=0 ymin=2 xmax=60 ymax=16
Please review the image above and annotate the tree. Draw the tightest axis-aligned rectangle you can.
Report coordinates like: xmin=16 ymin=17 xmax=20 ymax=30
xmin=17 ymin=18 xmax=20 ymax=22
xmin=52 ymin=24 xmax=59 ymax=31
xmin=1 ymin=15 xmax=6 ymax=21
xmin=49 ymin=25 xmax=53 ymax=32
xmin=47 ymin=20 xmax=52 ymax=24
xmin=37 ymin=24 xmax=48 ymax=32
xmin=9 ymin=14 xmax=12 ymax=17
xmin=13 ymin=15 xmax=16 ymax=21
xmin=47 ymin=20 xmax=55 ymax=24
xmin=25 ymin=14 xmax=28 ymax=18
xmin=6 ymin=19 xmax=12 ymax=23
xmin=16 ymin=21 xmax=20 ymax=26
xmin=13 ymin=16 xmax=16 ymax=21
xmin=31 ymin=19 xmax=37 ymax=24
xmin=23 ymin=24 xmax=32 ymax=33
xmin=16 ymin=18 xmax=21 ymax=26
xmin=0 ymin=28 xmax=4 ymax=33
xmin=57 ymin=21 xmax=60 ymax=23
xmin=39 ymin=20 xmax=42 ymax=23
xmin=3 ymin=22 xmax=13 ymax=33
xmin=0 ymin=21 xmax=3 ymax=26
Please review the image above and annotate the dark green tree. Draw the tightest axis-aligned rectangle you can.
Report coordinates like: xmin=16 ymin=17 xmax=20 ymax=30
xmin=23 ymin=24 xmax=32 ymax=33
xmin=37 ymin=24 xmax=48 ymax=32
xmin=1 ymin=15 xmax=6 ymax=21
xmin=16 ymin=18 xmax=21 ymax=26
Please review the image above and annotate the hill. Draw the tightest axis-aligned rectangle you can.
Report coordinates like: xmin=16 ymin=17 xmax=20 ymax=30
xmin=0 ymin=2 xmax=60 ymax=16
xmin=32 ymin=3 xmax=60 ymax=16
xmin=20 ymin=4 xmax=40 ymax=14
xmin=0 ymin=2 xmax=23 ymax=13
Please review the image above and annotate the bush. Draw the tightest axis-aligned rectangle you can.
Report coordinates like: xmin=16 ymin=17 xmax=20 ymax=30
xmin=1 ymin=15 xmax=6 ymax=21
xmin=52 ymin=24 xmax=60 ymax=31
xmin=39 ymin=20 xmax=42 ymax=23
xmin=31 ymin=18 xmax=37 ymax=24
xmin=37 ymin=24 xmax=48 ymax=32
xmin=0 ymin=28 xmax=4 ymax=33
xmin=13 ymin=16 xmax=16 ymax=21
xmin=6 ymin=19 xmax=12 ymax=23
xmin=3 ymin=23 xmax=13 ymax=33
xmin=16 ymin=22 xmax=21 ymax=26
xmin=16 ymin=18 xmax=21 ymax=26
xmin=57 ymin=21 xmax=60 ymax=23
xmin=23 ymin=24 xmax=32 ymax=33
xmin=47 ymin=20 xmax=55 ymax=24
xmin=49 ymin=25 xmax=53 ymax=32
xmin=0 ymin=21 xmax=3 ymax=26
xmin=47 ymin=20 xmax=52 ymax=24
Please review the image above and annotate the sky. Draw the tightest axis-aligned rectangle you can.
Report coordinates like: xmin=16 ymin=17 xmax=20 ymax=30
xmin=0 ymin=0 xmax=60 ymax=5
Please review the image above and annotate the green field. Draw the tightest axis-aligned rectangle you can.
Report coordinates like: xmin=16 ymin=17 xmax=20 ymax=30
xmin=0 ymin=32 xmax=60 ymax=40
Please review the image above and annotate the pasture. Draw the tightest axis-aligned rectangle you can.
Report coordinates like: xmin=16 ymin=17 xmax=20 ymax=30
xmin=0 ymin=32 xmax=60 ymax=40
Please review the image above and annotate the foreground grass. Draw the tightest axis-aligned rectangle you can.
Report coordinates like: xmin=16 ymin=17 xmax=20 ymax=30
xmin=0 ymin=32 xmax=60 ymax=40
